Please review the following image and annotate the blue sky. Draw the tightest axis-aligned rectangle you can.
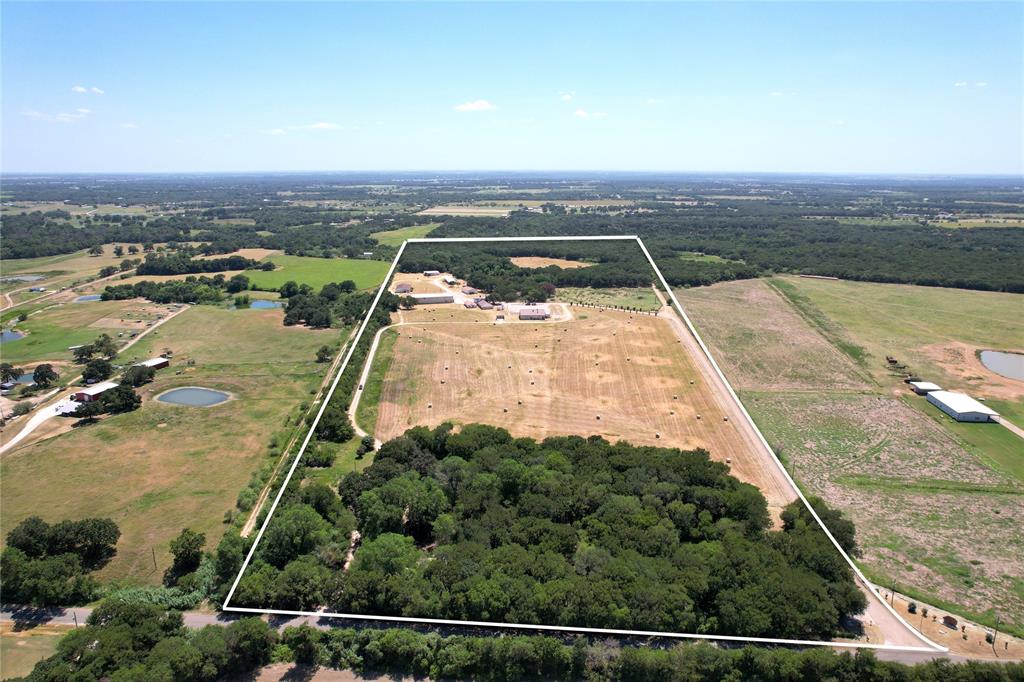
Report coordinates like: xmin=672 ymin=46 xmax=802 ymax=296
xmin=2 ymin=2 xmax=1021 ymax=174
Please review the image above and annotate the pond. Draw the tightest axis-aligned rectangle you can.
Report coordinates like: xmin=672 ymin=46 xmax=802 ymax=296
xmin=157 ymin=387 xmax=231 ymax=407
xmin=76 ymin=294 xmax=102 ymax=302
xmin=16 ymin=373 xmax=35 ymax=384
xmin=250 ymin=300 xmax=282 ymax=309
xmin=0 ymin=330 xmax=24 ymax=343
xmin=980 ymin=350 xmax=1024 ymax=381
xmin=0 ymin=274 xmax=45 ymax=283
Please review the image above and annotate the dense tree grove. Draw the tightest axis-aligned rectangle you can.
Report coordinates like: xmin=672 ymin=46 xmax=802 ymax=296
xmin=1 ymin=516 xmax=120 ymax=606
xmin=102 ymin=275 xmax=233 ymax=304
xmin=235 ymin=424 xmax=865 ymax=641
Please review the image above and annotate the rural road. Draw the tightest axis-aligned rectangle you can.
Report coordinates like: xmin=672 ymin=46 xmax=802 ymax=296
xmin=653 ymin=285 xmax=942 ymax=652
xmin=0 ymin=303 xmax=189 ymax=456
xmin=0 ymin=606 xmax=987 ymax=665
xmin=1 ymin=266 xmax=136 ymax=313
xmin=995 ymin=415 xmax=1024 ymax=441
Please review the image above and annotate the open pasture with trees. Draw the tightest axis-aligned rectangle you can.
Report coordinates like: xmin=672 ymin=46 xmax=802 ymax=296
xmin=244 ymin=254 xmax=390 ymax=291
xmin=0 ymin=304 xmax=336 ymax=584
xmin=680 ymin=277 xmax=1024 ymax=633
xmin=0 ymin=299 xmax=172 ymax=366
xmin=369 ymin=222 xmax=440 ymax=246
xmin=371 ymin=307 xmax=794 ymax=513
xmin=236 ymin=423 xmax=864 ymax=640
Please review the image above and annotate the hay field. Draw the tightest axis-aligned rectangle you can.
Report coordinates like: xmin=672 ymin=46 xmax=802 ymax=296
xmin=0 ymin=306 xmax=335 ymax=584
xmin=418 ymin=205 xmax=511 ymax=217
xmin=510 ymin=256 xmax=593 ymax=269
xmin=369 ymin=223 xmax=440 ymax=246
xmin=680 ymin=277 xmax=1024 ymax=631
xmin=372 ymin=309 xmax=793 ymax=510
xmin=389 ymin=272 xmax=447 ymax=294
xmin=246 ymin=255 xmax=389 ymax=291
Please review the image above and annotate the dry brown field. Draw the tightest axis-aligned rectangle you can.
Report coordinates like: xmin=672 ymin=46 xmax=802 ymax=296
xmin=373 ymin=307 xmax=793 ymax=511
xmin=510 ymin=256 xmax=593 ymax=269
xmin=196 ymin=248 xmax=280 ymax=261
xmin=417 ymin=205 xmax=511 ymax=217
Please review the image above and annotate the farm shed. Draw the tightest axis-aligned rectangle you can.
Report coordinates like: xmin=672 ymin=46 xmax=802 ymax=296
xmin=136 ymin=357 xmax=170 ymax=370
xmin=926 ymin=390 xmax=999 ymax=422
xmin=72 ymin=381 xmax=119 ymax=402
xmin=409 ymin=293 xmax=455 ymax=305
xmin=464 ymin=301 xmax=478 ymax=309
xmin=423 ymin=270 xmax=441 ymax=277
xmin=462 ymin=287 xmax=478 ymax=295
xmin=394 ymin=283 xmax=413 ymax=294
xmin=476 ymin=299 xmax=494 ymax=310
xmin=442 ymin=275 xmax=458 ymax=285
xmin=909 ymin=381 xmax=942 ymax=395
xmin=519 ymin=305 xmax=551 ymax=321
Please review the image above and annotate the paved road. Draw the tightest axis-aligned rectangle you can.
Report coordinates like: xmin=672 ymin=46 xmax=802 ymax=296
xmin=995 ymin=415 xmax=1024 ymax=441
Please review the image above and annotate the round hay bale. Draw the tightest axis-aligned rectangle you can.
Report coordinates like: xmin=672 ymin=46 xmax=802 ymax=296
xmin=696 ymin=414 xmax=701 ymax=420
xmin=596 ymin=415 xmax=601 ymax=420
xmin=673 ymin=394 xmax=678 ymax=400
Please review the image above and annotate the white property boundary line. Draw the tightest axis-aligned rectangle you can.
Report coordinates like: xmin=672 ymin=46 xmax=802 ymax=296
xmin=224 ymin=235 xmax=946 ymax=654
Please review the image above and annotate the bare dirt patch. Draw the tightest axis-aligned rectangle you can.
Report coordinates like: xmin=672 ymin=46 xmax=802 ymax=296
xmin=196 ymin=248 xmax=279 ymax=261
xmin=389 ymin=272 xmax=447 ymax=295
xmin=918 ymin=341 xmax=1024 ymax=401
xmin=510 ymin=256 xmax=594 ymax=269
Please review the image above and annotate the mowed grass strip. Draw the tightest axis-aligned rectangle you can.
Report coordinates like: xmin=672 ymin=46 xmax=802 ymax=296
xmin=369 ymin=223 xmax=440 ymax=247
xmin=246 ymin=255 xmax=389 ymax=291
xmin=354 ymin=327 xmax=399 ymax=432
xmin=0 ymin=305 xmax=337 ymax=584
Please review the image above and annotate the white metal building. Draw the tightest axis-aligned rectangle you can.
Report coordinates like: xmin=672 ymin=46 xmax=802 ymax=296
xmin=409 ymin=293 xmax=454 ymax=305
xmin=518 ymin=305 xmax=550 ymax=321
xmin=926 ymin=391 xmax=999 ymax=422
xmin=909 ymin=381 xmax=942 ymax=395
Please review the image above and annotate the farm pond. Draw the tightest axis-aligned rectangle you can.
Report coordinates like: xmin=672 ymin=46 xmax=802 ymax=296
xmin=157 ymin=387 xmax=231 ymax=407
xmin=980 ymin=350 xmax=1024 ymax=381
xmin=1 ymin=330 xmax=24 ymax=343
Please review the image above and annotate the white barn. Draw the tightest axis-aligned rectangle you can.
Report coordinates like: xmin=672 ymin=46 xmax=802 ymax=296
xmin=926 ymin=391 xmax=999 ymax=422
xmin=409 ymin=293 xmax=454 ymax=305
xmin=909 ymin=381 xmax=942 ymax=395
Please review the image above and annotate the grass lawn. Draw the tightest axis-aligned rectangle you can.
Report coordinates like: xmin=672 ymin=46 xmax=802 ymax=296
xmin=555 ymin=286 xmax=661 ymax=311
xmin=0 ymin=623 xmax=66 ymax=679
xmin=246 ymin=255 xmax=389 ymax=291
xmin=305 ymin=438 xmax=373 ymax=488
xmin=1 ymin=300 xmax=167 ymax=366
xmin=369 ymin=223 xmax=440 ymax=247
xmin=0 ymin=305 xmax=338 ymax=584
xmin=354 ymin=328 xmax=399 ymax=432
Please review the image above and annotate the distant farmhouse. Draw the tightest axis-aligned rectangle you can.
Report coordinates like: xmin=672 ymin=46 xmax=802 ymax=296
xmin=395 ymin=283 xmax=413 ymax=294
xmin=72 ymin=381 xmax=119 ymax=403
xmin=423 ymin=270 xmax=441 ymax=277
xmin=519 ymin=305 xmax=550 ymax=321
xmin=927 ymin=391 xmax=999 ymax=422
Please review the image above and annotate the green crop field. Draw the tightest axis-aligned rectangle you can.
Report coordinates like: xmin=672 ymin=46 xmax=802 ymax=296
xmin=369 ymin=222 xmax=440 ymax=247
xmin=246 ymin=255 xmax=389 ymax=291
xmin=555 ymin=286 xmax=661 ymax=310
xmin=682 ymin=277 xmax=1024 ymax=631
xmin=0 ymin=305 xmax=338 ymax=585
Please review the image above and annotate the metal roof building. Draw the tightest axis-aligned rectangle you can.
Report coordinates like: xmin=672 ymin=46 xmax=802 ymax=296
xmin=909 ymin=381 xmax=942 ymax=395
xmin=395 ymin=283 xmax=413 ymax=294
xmin=926 ymin=390 xmax=999 ymax=422
xmin=518 ymin=305 xmax=551 ymax=320
xmin=409 ymin=293 xmax=454 ymax=305
xmin=72 ymin=381 xmax=119 ymax=403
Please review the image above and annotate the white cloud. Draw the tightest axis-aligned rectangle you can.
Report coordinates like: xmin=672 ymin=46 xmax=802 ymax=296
xmin=120 ymin=123 xmax=139 ymax=129
xmin=304 ymin=121 xmax=339 ymax=130
xmin=90 ymin=87 xmax=104 ymax=94
xmin=574 ymin=108 xmax=589 ymax=118
xmin=574 ymin=109 xmax=606 ymax=119
xmin=769 ymin=91 xmax=785 ymax=97
xmin=262 ymin=128 xmax=288 ymax=136
xmin=953 ymin=81 xmax=968 ymax=87
xmin=71 ymin=85 xmax=87 ymax=93
xmin=454 ymin=99 xmax=497 ymax=112
xmin=646 ymin=98 xmax=660 ymax=106
xmin=26 ymin=108 xmax=92 ymax=123
xmin=975 ymin=81 xmax=988 ymax=87
xmin=560 ymin=91 xmax=575 ymax=102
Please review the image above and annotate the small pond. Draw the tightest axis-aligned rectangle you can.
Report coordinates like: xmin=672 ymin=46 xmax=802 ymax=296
xmin=76 ymin=294 xmax=102 ymax=302
xmin=0 ymin=330 xmax=24 ymax=343
xmin=16 ymin=373 xmax=35 ymax=384
xmin=1 ymin=274 xmax=45 ymax=283
xmin=249 ymin=300 xmax=282 ymax=309
xmin=980 ymin=350 xmax=1024 ymax=381
xmin=157 ymin=387 xmax=231 ymax=407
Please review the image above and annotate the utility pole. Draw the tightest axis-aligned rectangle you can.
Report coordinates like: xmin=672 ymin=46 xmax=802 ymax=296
xmin=72 ymin=611 xmax=78 ymax=628
xmin=993 ymin=614 xmax=1001 ymax=653
xmin=152 ymin=547 xmax=157 ymax=572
